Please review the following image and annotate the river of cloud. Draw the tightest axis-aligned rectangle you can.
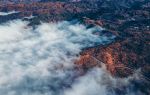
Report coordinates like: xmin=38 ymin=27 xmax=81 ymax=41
xmin=0 ymin=20 xmax=142 ymax=95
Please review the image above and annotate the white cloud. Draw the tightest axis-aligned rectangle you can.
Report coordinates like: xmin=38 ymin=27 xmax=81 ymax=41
xmin=24 ymin=15 xmax=35 ymax=19
xmin=0 ymin=20 xmax=30 ymax=43
xmin=64 ymin=68 xmax=109 ymax=95
xmin=0 ymin=11 xmax=19 ymax=16
xmin=0 ymin=20 xmax=142 ymax=95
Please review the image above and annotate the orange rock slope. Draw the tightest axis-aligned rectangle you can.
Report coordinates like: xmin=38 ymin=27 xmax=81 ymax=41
xmin=76 ymin=34 xmax=150 ymax=77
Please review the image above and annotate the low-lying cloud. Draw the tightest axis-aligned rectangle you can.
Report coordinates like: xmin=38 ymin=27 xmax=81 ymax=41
xmin=24 ymin=15 xmax=35 ymax=20
xmin=0 ymin=20 xmax=143 ymax=95
xmin=0 ymin=11 xmax=19 ymax=16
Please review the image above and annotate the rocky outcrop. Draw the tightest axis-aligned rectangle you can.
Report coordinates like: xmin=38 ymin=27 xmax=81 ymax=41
xmin=77 ymin=28 xmax=150 ymax=77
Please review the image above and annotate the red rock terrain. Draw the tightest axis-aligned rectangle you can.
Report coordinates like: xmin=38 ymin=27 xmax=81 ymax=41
xmin=0 ymin=0 xmax=149 ymax=94
xmin=0 ymin=0 xmax=150 ymax=81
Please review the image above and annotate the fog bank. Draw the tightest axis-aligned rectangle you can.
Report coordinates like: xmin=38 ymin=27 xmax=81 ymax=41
xmin=0 ymin=20 xmax=142 ymax=95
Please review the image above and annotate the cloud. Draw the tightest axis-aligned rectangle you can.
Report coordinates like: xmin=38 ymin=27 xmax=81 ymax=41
xmin=64 ymin=68 xmax=109 ymax=95
xmin=0 ymin=20 xmax=30 ymax=43
xmin=0 ymin=11 xmax=19 ymax=16
xmin=64 ymin=67 xmax=146 ymax=95
xmin=0 ymin=20 xmax=143 ymax=95
xmin=24 ymin=15 xmax=35 ymax=19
